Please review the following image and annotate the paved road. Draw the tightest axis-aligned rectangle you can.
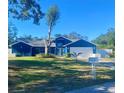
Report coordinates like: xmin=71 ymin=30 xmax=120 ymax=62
xmin=66 ymin=82 xmax=115 ymax=93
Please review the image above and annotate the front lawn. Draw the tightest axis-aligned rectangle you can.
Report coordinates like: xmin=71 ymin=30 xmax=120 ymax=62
xmin=8 ymin=57 xmax=115 ymax=93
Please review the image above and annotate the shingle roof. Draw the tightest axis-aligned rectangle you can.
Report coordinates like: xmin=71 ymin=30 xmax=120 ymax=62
xmin=29 ymin=40 xmax=56 ymax=47
xmin=10 ymin=36 xmax=95 ymax=48
xmin=11 ymin=40 xmax=56 ymax=47
xmin=63 ymin=39 xmax=96 ymax=47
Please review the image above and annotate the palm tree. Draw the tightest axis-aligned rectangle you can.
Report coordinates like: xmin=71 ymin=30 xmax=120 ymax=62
xmin=71 ymin=52 xmax=83 ymax=62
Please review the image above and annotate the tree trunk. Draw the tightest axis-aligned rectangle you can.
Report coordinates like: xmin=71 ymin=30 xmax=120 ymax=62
xmin=44 ymin=39 xmax=48 ymax=55
xmin=47 ymin=26 xmax=52 ymax=55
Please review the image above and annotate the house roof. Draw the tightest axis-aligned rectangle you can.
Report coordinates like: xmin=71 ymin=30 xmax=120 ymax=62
xmin=63 ymin=39 xmax=96 ymax=47
xmin=55 ymin=36 xmax=72 ymax=42
xmin=29 ymin=40 xmax=56 ymax=47
xmin=10 ymin=40 xmax=33 ymax=47
xmin=10 ymin=40 xmax=56 ymax=47
xmin=10 ymin=37 xmax=96 ymax=48
xmin=55 ymin=36 xmax=87 ymax=42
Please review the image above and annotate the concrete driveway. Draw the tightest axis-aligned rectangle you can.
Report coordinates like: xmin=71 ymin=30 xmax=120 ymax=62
xmin=66 ymin=82 xmax=115 ymax=93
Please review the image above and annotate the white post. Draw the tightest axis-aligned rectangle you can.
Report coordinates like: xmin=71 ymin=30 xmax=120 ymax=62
xmin=89 ymin=57 xmax=98 ymax=80
xmin=91 ymin=63 xmax=96 ymax=80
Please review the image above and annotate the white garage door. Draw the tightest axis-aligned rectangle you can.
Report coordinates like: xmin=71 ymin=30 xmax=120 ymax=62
xmin=70 ymin=47 xmax=93 ymax=59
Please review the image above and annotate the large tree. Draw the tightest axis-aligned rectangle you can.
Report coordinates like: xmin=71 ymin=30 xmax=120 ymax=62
xmin=8 ymin=0 xmax=44 ymax=24
xmin=54 ymin=32 xmax=88 ymax=40
xmin=45 ymin=5 xmax=60 ymax=55
xmin=9 ymin=2 xmax=60 ymax=55
xmin=92 ymin=28 xmax=115 ymax=49
xmin=17 ymin=35 xmax=43 ymax=41
xmin=8 ymin=22 xmax=17 ymax=46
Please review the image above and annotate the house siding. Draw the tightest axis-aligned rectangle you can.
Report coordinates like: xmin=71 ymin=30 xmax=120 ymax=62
xmin=12 ymin=42 xmax=32 ymax=56
xmin=32 ymin=47 xmax=45 ymax=56
xmin=11 ymin=37 xmax=96 ymax=57
xmin=31 ymin=47 xmax=55 ymax=56
xmin=55 ymin=37 xmax=72 ymax=55
xmin=55 ymin=37 xmax=72 ymax=48
xmin=65 ymin=39 xmax=96 ymax=53
xmin=70 ymin=47 xmax=93 ymax=59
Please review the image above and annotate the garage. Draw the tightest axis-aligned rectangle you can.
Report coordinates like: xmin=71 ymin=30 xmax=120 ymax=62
xmin=70 ymin=47 xmax=93 ymax=59
xmin=63 ymin=39 xmax=96 ymax=59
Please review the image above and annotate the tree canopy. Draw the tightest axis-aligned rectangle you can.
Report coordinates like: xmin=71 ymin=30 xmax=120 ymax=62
xmin=8 ymin=0 xmax=44 ymax=24
xmin=8 ymin=22 xmax=18 ymax=46
xmin=17 ymin=35 xmax=43 ymax=42
xmin=46 ymin=5 xmax=60 ymax=29
xmin=92 ymin=28 xmax=115 ymax=49
xmin=55 ymin=32 xmax=88 ymax=40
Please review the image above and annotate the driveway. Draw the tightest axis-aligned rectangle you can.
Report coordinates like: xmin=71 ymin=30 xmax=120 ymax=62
xmin=66 ymin=82 xmax=115 ymax=93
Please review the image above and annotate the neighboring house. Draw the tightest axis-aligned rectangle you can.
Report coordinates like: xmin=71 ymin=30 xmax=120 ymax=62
xmin=8 ymin=48 xmax=12 ymax=54
xmin=8 ymin=48 xmax=16 ymax=57
xmin=10 ymin=36 xmax=96 ymax=59
xmin=96 ymin=49 xmax=113 ymax=58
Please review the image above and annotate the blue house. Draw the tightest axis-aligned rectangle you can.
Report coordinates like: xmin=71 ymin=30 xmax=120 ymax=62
xmin=10 ymin=36 xmax=96 ymax=58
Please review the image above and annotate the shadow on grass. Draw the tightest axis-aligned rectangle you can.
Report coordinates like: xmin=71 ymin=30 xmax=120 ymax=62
xmin=9 ymin=58 xmax=90 ymax=66
xmin=9 ymin=72 xmax=114 ymax=93
xmin=8 ymin=59 xmax=114 ymax=93
xmin=66 ymin=82 xmax=114 ymax=93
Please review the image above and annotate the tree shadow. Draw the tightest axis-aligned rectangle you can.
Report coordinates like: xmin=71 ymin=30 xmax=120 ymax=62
xmin=8 ymin=59 xmax=114 ymax=93
xmin=67 ymin=82 xmax=114 ymax=93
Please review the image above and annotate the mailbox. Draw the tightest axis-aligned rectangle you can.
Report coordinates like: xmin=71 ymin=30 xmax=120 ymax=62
xmin=88 ymin=57 xmax=99 ymax=63
xmin=88 ymin=57 xmax=99 ymax=80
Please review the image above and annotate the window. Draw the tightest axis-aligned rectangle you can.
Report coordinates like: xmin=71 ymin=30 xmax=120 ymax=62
xmin=57 ymin=43 xmax=63 ymax=47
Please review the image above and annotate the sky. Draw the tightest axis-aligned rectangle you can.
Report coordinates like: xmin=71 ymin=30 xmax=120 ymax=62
xmin=9 ymin=0 xmax=115 ymax=41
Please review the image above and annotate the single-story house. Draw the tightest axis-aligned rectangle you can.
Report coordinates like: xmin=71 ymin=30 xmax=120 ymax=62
xmin=10 ymin=36 xmax=96 ymax=59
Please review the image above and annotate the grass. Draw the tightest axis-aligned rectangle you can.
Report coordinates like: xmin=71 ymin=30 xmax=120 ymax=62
xmin=8 ymin=57 xmax=115 ymax=93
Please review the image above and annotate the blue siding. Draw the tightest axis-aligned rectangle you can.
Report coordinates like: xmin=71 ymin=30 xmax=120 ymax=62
xmin=55 ymin=37 xmax=72 ymax=48
xmin=65 ymin=39 xmax=96 ymax=53
xmin=30 ymin=47 xmax=55 ymax=56
xmin=11 ymin=38 xmax=97 ymax=57
xmin=12 ymin=42 xmax=55 ymax=56
xmin=32 ymin=47 xmax=45 ymax=56
xmin=12 ymin=42 xmax=32 ymax=56
xmin=55 ymin=37 xmax=72 ymax=55
xmin=63 ymin=47 xmax=67 ymax=54
xmin=93 ymin=47 xmax=96 ymax=53
xmin=50 ymin=47 xmax=55 ymax=54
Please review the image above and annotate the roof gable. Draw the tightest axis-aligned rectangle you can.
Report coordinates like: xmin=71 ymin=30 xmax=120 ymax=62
xmin=64 ymin=39 xmax=96 ymax=47
xmin=55 ymin=36 xmax=72 ymax=42
xmin=10 ymin=40 xmax=33 ymax=47
xmin=55 ymin=36 xmax=72 ymax=47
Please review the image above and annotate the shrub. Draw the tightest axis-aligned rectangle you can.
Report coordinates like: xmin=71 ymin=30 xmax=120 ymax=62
xmin=64 ymin=53 xmax=72 ymax=58
xmin=109 ymin=52 xmax=115 ymax=58
xmin=36 ymin=54 xmax=56 ymax=58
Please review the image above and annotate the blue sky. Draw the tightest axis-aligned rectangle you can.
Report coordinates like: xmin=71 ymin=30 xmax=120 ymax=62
xmin=9 ymin=0 xmax=115 ymax=41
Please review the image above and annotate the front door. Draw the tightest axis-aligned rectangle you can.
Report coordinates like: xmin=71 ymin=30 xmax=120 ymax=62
xmin=58 ymin=48 xmax=63 ymax=56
